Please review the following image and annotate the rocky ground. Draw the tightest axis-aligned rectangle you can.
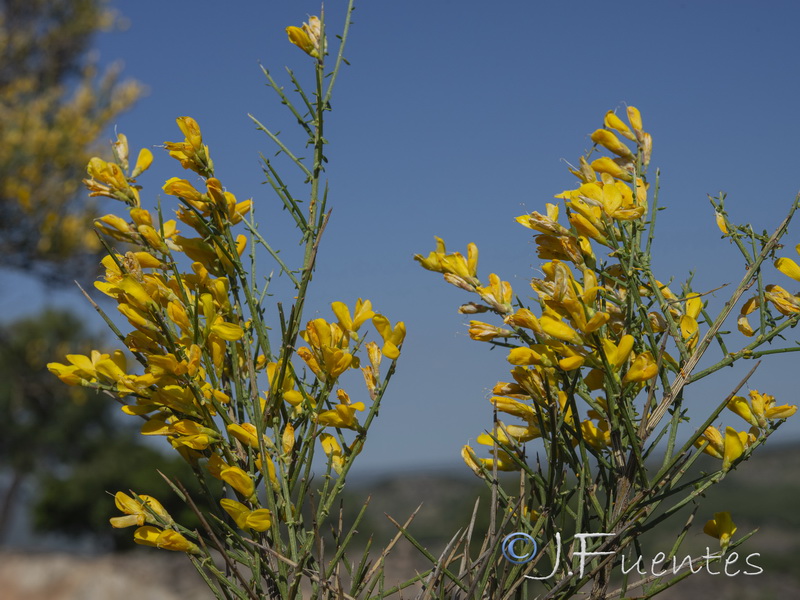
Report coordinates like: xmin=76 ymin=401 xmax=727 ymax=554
xmin=0 ymin=551 xmax=212 ymax=600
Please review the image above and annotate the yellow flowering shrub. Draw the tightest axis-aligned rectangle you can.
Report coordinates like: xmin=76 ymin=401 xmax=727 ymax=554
xmin=43 ymin=3 xmax=800 ymax=599
xmin=414 ymin=106 xmax=798 ymax=598
xmin=48 ymin=5 xmax=414 ymax=598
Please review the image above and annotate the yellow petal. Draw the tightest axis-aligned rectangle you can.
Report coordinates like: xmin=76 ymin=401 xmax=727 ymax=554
xmin=604 ymin=111 xmax=636 ymax=141
xmin=132 ymin=148 xmax=154 ymax=178
xmin=540 ymin=315 xmax=582 ymax=344
xmin=727 ymin=396 xmax=758 ymax=428
xmin=286 ymin=26 xmax=317 ymax=57
xmin=245 ymin=509 xmax=273 ymax=532
xmin=133 ymin=525 xmax=162 ymax=547
xmin=765 ymin=404 xmax=797 ymax=420
xmin=220 ymin=498 xmax=250 ymax=529
xmin=590 ymin=129 xmax=633 ymax=158
xmin=211 ymin=322 xmax=244 ymax=341
xmin=622 ymin=352 xmax=658 ymax=383
xmin=695 ymin=426 xmax=724 ymax=459
xmin=590 ymin=157 xmax=633 ymax=182
xmin=559 ymin=355 xmax=585 ymax=370
xmin=715 ymin=211 xmax=728 ymax=235
xmin=722 ymin=426 xmax=745 ymax=471
xmin=627 ymin=106 xmax=643 ymax=132
xmin=703 ymin=512 xmax=736 ymax=550
xmin=737 ymin=313 xmax=755 ymax=337
xmin=220 ymin=466 xmax=255 ymax=499
xmin=775 ymin=257 xmax=800 ymax=282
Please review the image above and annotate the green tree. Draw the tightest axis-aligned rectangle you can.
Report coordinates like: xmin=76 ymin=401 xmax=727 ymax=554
xmin=0 ymin=310 xmax=217 ymax=547
xmin=0 ymin=310 xmax=115 ymax=541
xmin=0 ymin=0 xmax=141 ymax=283
xmin=0 ymin=1 xmax=176 ymax=548
xmin=33 ymin=436 xmax=220 ymax=550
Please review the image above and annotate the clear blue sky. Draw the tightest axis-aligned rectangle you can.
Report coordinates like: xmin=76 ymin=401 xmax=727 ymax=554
xmin=5 ymin=0 xmax=800 ymax=472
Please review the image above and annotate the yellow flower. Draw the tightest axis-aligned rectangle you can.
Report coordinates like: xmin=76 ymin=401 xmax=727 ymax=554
xmin=286 ymin=15 xmax=324 ymax=59
xmin=254 ymin=454 xmax=279 ymax=491
xmin=372 ymin=314 xmax=406 ymax=360
xmin=461 ymin=444 xmax=483 ymax=476
xmin=110 ymin=492 xmax=172 ymax=529
xmin=516 ymin=204 xmax=569 ymax=236
xmin=568 ymin=210 xmax=611 ymax=246
xmin=579 ymin=419 xmax=611 ymax=450
xmin=320 ymin=433 xmax=346 ymax=474
xmin=491 ymin=396 xmax=537 ymax=422
xmin=590 ymin=156 xmax=633 ymax=182
xmin=722 ymin=426 xmax=748 ymax=472
xmin=604 ymin=110 xmax=636 ymax=141
xmin=282 ymin=423 xmax=295 ymax=455
xmin=476 ymin=273 xmax=513 ymax=313
xmin=413 ymin=237 xmax=479 ymax=284
xmin=695 ymin=425 xmax=750 ymax=470
xmin=468 ymin=320 xmax=513 ymax=341
xmin=297 ymin=319 xmax=357 ymax=381
xmin=728 ymin=390 xmax=796 ymax=429
xmin=476 ymin=421 xmax=539 ymax=445
xmin=163 ymin=177 xmax=205 ymax=205
xmin=715 ymin=210 xmax=728 ymax=235
xmin=775 ymin=246 xmax=800 ymax=282
xmin=84 ymin=157 xmax=139 ymax=206
xmin=480 ymin=450 xmax=520 ymax=471
xmin=228 ymin=422 xmax=261 ymax=449
xmin=164 ymin=117 xmax=212 ymax=176
xmin=332 ymin=299 xmax=375 ymax=333
xmin=220 ymin=499 xmax=272 ymax=532
xmin=210 ymin=320 xmax=244 ymax=341
xmin=600 ymin=335 xmax=634 ymax=372
xmin=132 ymin=148 xmax=153 ymax=178
xmin=590 ymin=128 xmax=633 ymax=159
xmin=504 ymin=308 xmax=544 ymax=335
xmin=540 ymin=314 xmax=583 ymax=345
xmin=703 ymin=512 xmax=737 ymax=550
xmin=627 ymin=106 xmax=643 ymax=135
xmin=220 ymin=465 xmax=256 ymax=500
xmin=695 ymin=426 xmax=724 ymax=459
xmin=316 ymin=389 xmax=365 ymax=430
xmin=265 ymin=361 xmax=304 ymax=407
xmin=737 ymin=296 xmax=759 ymax=337
xmin=134 ymin=526 xmax=200 ymax=554
xmin=461 ymin=442 xmax=520 ymax=473
xmin=765 ymin=284 xmax=800 ymax=315
xmin=112 ymin=133 xmax=130 ymax=170
xmin=622 ymin=351 xmax=658 ymax=383
xmin=679 ymin=294 xmax=703 ymax=350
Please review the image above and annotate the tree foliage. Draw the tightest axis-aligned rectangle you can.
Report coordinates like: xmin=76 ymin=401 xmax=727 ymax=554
xmin=0 ymin=0 xmax=141 ymax=283
xmin=0 ymin=309 xmax=215 ymax=548
xmin=0 ymin=310 xmax=115 ymax=540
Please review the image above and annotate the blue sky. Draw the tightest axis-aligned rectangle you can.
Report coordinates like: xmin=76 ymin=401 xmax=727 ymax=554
xmin=6 ymin=0 xmax=800 ymax=472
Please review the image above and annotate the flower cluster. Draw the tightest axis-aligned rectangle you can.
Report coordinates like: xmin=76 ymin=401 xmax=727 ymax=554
xmin=738 ymin=245 xmax=800 ymax=335
xmin=696 ymin=389 xmax=796 ymax=471
xmin=417 ymin=108 xmax=661 ymax=470
xmin=49 ymin=117 xmax=404 ymax=550
xmin=109 ymin=491 xmax=199 ymax=553
xmin=416 ymin=107 xmax=796 ymax=477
